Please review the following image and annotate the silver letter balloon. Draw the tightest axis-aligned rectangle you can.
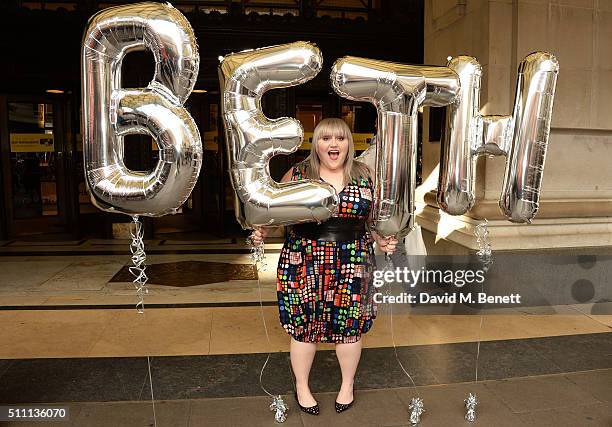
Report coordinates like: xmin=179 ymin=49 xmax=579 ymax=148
xmin=219 ymin=42 xmax=339 ymax=229
xmin=81 ymin=2 xmax=202 ymax=217
xmin=331 ymin=57 xmax=459 ymax=238
xmin=438 ymin=52 xmax=559 ymax=223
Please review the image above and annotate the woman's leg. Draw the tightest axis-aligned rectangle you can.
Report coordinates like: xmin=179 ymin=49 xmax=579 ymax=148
xmin=290 ymin=337 xmax=318 ymax=406
xmin=335 ymin=340 xmax=362 ymax=403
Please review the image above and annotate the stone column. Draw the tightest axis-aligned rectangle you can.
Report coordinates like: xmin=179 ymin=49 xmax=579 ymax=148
xmin=420 ymin=0 xmax=612 ymax=250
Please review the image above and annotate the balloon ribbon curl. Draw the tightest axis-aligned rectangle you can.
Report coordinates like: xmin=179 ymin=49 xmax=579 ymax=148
xmin=129 ymin=215 xmax=149 ymax=314
xmin=475 ymin=219 xmax=493 ymax=272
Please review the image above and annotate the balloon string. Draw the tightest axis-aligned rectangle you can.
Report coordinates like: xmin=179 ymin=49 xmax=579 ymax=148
xmin=147 ymin=356 xmax=157 ymax=427
xmin=249 ymin=238 xmax=275 ymax=398
xmin=129 ymin=216 xmax=148 ymax=314
xmin=474 ymin=219 xmax=492 ymax=384
xmin=383 ymin=255 xmax=420 ymax=398
xmin=475 ymin=310 xmax=484 ymax=383
xmin=136 ymin=356 xmax=158 ymax=427
xmin=257 ymin=278 xmax=275 ymax=399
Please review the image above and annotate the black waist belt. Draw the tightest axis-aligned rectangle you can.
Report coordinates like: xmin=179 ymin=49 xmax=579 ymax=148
xmin=290 ymin=217 xmax=367 ymax=242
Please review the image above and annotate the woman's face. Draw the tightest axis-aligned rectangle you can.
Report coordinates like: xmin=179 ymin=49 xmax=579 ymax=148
xmin=315 ymin=132 xmax=349 ymax=171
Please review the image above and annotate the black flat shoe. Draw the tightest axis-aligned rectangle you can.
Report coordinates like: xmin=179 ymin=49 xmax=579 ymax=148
xmin=335 ymin=399 xmax=354 ymax=413
xmin=295 ymin=392 xmax=319 ymax=415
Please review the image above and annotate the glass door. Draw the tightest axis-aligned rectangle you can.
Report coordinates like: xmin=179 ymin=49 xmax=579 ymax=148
xmin=0 ymin=96 xmax=70 ymax=237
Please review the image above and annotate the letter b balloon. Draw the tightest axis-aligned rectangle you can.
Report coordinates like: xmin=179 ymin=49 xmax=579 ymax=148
xmin=81 ymin=2 xmax=203 ymax=217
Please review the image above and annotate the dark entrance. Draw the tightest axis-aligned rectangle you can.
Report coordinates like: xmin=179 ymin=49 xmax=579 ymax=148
xmin=0 ymin=95 xmax=75 ymax=238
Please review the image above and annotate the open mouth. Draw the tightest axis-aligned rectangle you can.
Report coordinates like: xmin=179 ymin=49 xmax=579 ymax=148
xmin=328 ymin=149 xmax=340 ymax=161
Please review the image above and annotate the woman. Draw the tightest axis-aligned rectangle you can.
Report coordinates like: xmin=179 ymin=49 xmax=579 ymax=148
xmin=251 ymin=118 xmax=397 ymax=415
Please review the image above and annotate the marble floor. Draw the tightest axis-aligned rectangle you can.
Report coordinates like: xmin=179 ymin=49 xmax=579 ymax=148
xmin=0 ymin=307 xmax=610 ymax=359
xmin=2 ymin=371 xmax=610 ymax=427
xmin=0 ymin=239 xmax=611 ymax=426
xmin=0 ymin=339 xmax=611 ymax=426
xmin=0 ymin=237 xmax=285 ymax=307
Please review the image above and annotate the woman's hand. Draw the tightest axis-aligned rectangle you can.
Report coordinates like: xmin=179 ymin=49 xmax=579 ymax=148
xmin=376 ymin=235 xmax=399 ymax=255
xmin=249 ymin=227 xmax=269 ymax=246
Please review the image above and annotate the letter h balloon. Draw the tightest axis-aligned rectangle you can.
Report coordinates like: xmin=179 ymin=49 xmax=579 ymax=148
xmin=439 ymin=54 xmax=559 ymax=223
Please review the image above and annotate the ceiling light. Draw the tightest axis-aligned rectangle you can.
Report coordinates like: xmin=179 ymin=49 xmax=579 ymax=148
xmin=192 ymin=89 xmax=207 ymax=93
xmin=46 ymin=89 xmax=64 ymax=94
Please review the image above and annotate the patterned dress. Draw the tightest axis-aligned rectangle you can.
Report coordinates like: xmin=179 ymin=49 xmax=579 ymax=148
xmin=276 ymin=164 xmax=377 ymax=343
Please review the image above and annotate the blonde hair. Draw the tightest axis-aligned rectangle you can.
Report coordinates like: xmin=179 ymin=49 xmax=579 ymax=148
xmin=304 ymin=118 xmax=370 ymax=184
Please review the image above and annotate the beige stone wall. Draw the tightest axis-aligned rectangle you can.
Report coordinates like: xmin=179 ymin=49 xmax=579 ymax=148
xmin=421 ymin=1 xmax=612 ymax=247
